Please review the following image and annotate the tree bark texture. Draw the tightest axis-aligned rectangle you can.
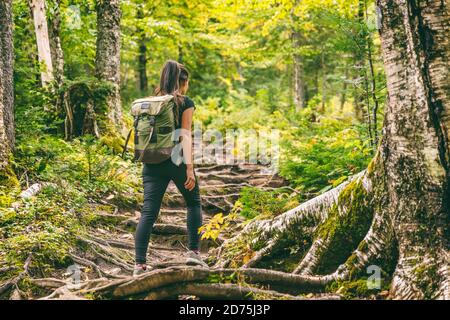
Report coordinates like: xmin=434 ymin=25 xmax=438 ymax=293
xmin=0 ymin=0 xmax=15 ymax=150
xmin=0 ymin=0 xmax=15 ymax=185
xmin=29 ymin=0 xmax=54 ymax=86
xmin=95 ymin=0 xmax=122 ymax=132
xmin=48 ymin=0 xmax=64 ymax=91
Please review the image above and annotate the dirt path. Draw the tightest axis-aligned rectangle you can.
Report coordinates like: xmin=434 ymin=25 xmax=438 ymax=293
xmin=47 ymin=163 xmax=287 ymax=296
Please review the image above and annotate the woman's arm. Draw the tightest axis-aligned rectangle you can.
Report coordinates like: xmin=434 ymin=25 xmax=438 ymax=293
xmin=181 ymin=107 xmax=195 ymax=191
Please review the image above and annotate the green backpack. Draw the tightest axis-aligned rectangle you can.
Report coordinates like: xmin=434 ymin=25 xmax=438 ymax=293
xmin=128 ymin=95 xmax=177 ymax=164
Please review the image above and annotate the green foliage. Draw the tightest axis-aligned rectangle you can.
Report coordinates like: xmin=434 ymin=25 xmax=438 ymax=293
xmin=1 ymin=133 xmax=142 ymax=278
xmin=14 ymin=134 xmax=140 ymax=199
xmin=314 ymin=177 xmax=374 ymax=274
xmin=0 ymin=186 xmax=82 ymax=275
xmin=280 ymin=111 xmax=372 ymax=197
xmin=237 ymin=187 xmax=299 ymax=220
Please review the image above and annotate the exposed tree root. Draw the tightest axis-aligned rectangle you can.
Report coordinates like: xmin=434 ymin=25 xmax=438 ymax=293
xmin=30 ymin=278 xmax=67 ymax=289
xmin=144 ymin=283 xmax=320 ymax=300
xmin=76 ymin=237 xmax=135 ymax=272
xmin=242 ymin=240 xmax=277 ymax=268
xmin=70 ymin=253 xmax=106 ymax=278
xmin=0 ymin=253 xmax=32 ymax=297
xmin=293 ymin=237 xmax=332 ymax=275
xmin=39 ymin=286 xmax=88 ymax=300
xmin=19 ymin=182 xmax=56 ymax=199
xmin=214 ymin=172 xmax=365 ymax=268
xmin=79 ymin=266 xmax=335 ymax=299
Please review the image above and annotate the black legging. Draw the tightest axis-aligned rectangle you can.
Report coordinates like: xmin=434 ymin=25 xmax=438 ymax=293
xmin=135 ymin=159 xmax=202 ymax=264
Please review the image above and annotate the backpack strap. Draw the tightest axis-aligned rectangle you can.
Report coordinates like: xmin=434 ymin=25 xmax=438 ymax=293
xmin=121 ymin=116 xmax=139 ymax=159
xmin=121 ymin=128 xmax=133 ymax=159
xmin=149 ymin=115 xmax=157 ymax=143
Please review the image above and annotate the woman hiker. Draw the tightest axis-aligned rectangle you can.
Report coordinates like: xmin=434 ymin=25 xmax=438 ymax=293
xmin=133 ymin=60 xmax=207 ymax=276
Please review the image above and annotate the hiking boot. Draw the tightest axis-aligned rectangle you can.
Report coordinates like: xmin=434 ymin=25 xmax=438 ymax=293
xmin=186 ymin=251 xmax=209 ymax=268
xmin=133 ymin=265 xmax=152 ymax=277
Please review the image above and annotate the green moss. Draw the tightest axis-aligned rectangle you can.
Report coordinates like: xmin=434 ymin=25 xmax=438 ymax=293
xmin=207 ymin=272 xmax=238 ymax=284
xmin=327 ymin=278 xmax=387 ymax=300
xmin=314 ymin=177 xmax=374 ymax=274
xmin=100 ymin=134 xmax=125 ymax=154
xmin=414 ymin=262 xmax=440 ymax=299
xmin=0 ymin=159 xmax=19 ymax=189
xmin=0 ymin=191 xmax=14 ymax=207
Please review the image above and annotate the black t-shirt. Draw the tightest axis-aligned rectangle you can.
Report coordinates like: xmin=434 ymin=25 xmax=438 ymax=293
xmin=176 ymin=96 xmax=195 ymax=128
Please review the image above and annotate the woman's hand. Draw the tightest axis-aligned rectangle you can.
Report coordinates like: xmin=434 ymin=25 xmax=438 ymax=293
xmin=184 ymin=166 xmax=196 ymax=191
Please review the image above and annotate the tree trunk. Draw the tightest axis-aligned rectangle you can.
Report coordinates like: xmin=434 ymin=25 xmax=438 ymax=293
xmin=95 ymin=0 xmax=122 ymax=133
xmin=0 ymin=65 xmax=10 ymax=184
xmin=0 ymin=0 xmax=14 ymax=151
xmin=0 ymin=0 xmax=16 ymax=186
xmin=137 ymin=6 xmax=148 ymax=94
xmin=48 ymin=0 xmax=64 ymax=108
xmin=320 ymin=49 xmax=327 ymax=113
xmin=292 ymin=30 xmax=306 ymax=111
xmin=214 ymin=0 xmax=449 ymax=300
xmin=340 ymin=65 xmax=349 ymax=112
xmin=375 ymin=0 xmax=449 ymax=299
xmin=29 ymin=0 xmax=54 ymax=86
xmin=291 ymin=0 xmax=306 ymax=111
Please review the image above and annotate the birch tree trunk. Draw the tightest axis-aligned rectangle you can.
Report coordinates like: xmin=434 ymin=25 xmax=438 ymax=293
xmin=0 ymin=63 xmax=9 ymax=183
xmin=29 ymin=0 xmax=54 ymax=86
xmin=375 ymin=0 xmax=449 ymax=299
xmin=0 ymin=0 xmax=16 ymax=186
xmin=291 ymin=0 xmax=306 ymax=111
xmin=0 ymin=0 xmax=14 ymax=151
xmin=95 ymin=0 xmax=122 ymax=133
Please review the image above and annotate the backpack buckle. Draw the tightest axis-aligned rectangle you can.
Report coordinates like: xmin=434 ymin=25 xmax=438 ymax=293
xmin=149 ymin=116 xmax=156 ymax=126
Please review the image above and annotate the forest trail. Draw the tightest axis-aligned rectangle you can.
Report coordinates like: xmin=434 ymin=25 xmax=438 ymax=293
xmin=34 ymin=163 xmax=288 ymax=300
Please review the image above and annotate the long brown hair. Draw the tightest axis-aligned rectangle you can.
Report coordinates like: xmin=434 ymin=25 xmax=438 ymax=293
xmin=155 ymin=60 xmax=188 ymax=126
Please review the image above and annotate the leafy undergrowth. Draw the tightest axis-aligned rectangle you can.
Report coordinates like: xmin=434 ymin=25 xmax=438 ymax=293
xmin=0 ymin=134 xmax=141 ymax=297
xmin=279 ymin=110 xmax=372 ymax=199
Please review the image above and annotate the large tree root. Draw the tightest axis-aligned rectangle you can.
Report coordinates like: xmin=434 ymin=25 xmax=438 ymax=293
xmin=214 ymin=172 xmax=365 ymax=268
xmin=80 ymin=266 xmax=334 ymax=299
xmin=144 ymin=283 xmax=337 ymax=300
xmin=77 ymin=237 xmax=135 ymax=271
xmin=212 ymin=153 xmax=449 ymax=300
xmin=293 ymin=237 xmax=332 ymax=275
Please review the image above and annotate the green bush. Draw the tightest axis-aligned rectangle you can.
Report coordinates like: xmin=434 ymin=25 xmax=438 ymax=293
xmin=236 ymin=187 xmax=299 ymax=220
xmin=279 ymin=113 xmax=372 ymax=197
